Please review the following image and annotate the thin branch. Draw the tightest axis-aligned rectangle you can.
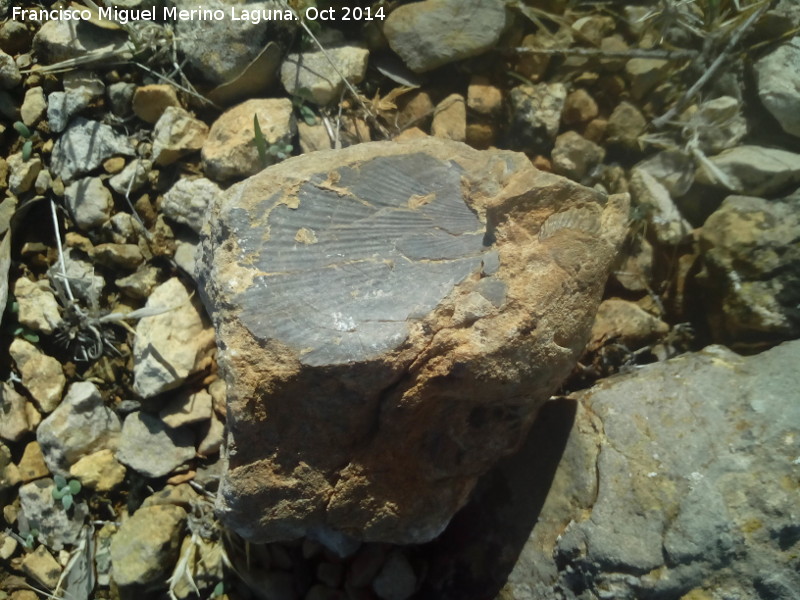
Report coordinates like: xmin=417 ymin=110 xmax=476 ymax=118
xmin=50 ymin=200 xmax=74 ymax=303
xmin=511 ymin=46 xmax=698 ymax=60
xmin=652 ymin=1 xmax=770 ymax=129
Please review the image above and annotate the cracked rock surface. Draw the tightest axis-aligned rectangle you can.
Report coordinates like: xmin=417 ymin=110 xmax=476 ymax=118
xmin=198 ymin=136 xmax=628 ymax=545
xmin=488 ymin=340 xmax=800 ymax=600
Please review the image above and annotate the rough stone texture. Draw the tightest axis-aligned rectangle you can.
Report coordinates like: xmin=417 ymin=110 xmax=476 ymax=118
xmin=198 ymin=137 xmax=629 ymax=544
xmin=629 ymin=167 xmax=692 ymax=245
xmin=9 ymin=339 xmax=65 ymax=414
xmin=69 ymin=449 xmax=126 ymax=492
xmin=108 ymin=158 xmax=151 ymax=195
xmin=281 ymin=44 xmax=369 ymax=106
xmin=695 ymin=145 xmax=800 ymax=196
xmin=64 ymin=177 xmax=113 ymax=231
xmin=36 ymin=381 xmax=121 ymax=477
xmin=115 ymin=411 xmax=195 ymax=478
xmin=695 ymin=193 xmax=800 ymax=346
xmin=110 ymin=504 xmax=186 ymax=588
xmin=18 ymin=479 xmax=90 ymax=551
xmin=20 ymin=86 xmax=46 ymax=126
xmin=152 ymin=106 xmax=208 ymax=166
xmin=32 ymin=19 xmax=127 ymax=64
xmin=494 ymin=340 xmax=800 ymax=600
xmin=508 ymin=83 xmax=567 ymax=153
xmin=587 ymin=298 xmax=669 ymax=352
xmin=688 ymin=96 xmax=747 ymax=155
xmin=132 ymin=277 xmax=215 ymax=398
xmin=384 ymin=0 xmax=510 ymax=73
xmin=0 ymin=382 xmax=36 ymax=442
xmin=7 ymin=152 xmax=42 ymax=195
xmin=50 ymin=118 xmax=135 ymax=182
xmin=173 ymin=0 xmax=291 ymax=86
xmin=431 ymin=93 xmax=466 ymax=142
xmin=606 ymin=100 xmax=646 ymax=148
xmin=201 ymin=98 xmax=295 ymax=182
xmin=46 ymin=72 xmax=104 ymax=133
xmin=13 ymin=277 xmax=62 ymax=334
xmin=755 ymin=36 xmax=800 ymax=138
xmin=132 ymin=83 xmax=180 ymax=123
xmin=0 ymin=48 xmax=20 ymax=89
xmin=551 ymin=131 xmax=605 ymax=183
xmin=161 ymin=177 xmax=221 ymax=234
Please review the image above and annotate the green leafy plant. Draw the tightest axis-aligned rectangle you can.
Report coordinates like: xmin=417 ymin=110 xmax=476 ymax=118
xmin=254 ymin=114 xmax=293 ymax=167
xmin=20 ymin=527 xmax=40 ymax=550
xmin=13 ymin=121 xmax=34 ymax=161
xmin=292 ymin=88 xmax=318 ymax=126
xmin=52 ymin=475 xmax=82 ymax=511
xmin=253 ymin=114 xmax=269 ymax=168
xmin=268 ymin=140 xmax=293 ymax=161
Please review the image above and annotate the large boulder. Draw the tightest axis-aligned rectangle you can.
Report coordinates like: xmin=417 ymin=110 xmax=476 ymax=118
xmin=486 ymin=340 xmax=800 ymax=600
xmin=197 ymin=137 xmax=628 ymax=546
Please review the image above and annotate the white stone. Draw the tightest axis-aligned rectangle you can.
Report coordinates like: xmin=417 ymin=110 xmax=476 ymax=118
xmin=13 ymin=276 xmax=62 ymax=334
xmin=161 ymin=177 xmax=221 ymax=233
xmin=132 ymin=277 xmax=215 ymax=398
xmin=64 ymin=177 xmax=113 ymax=230
xmin=36 ymin=381 xmax=121 ymax=476
xmin=755 ymin=36 xmax=800 ymax=138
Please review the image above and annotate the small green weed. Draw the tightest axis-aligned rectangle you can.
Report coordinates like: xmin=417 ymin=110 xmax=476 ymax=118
xmin=52 ymin=474 xmax=82 ymax=511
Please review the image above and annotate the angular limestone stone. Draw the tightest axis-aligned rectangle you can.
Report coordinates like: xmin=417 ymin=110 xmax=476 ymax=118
xmin=198 ymin=137 xmax=628 ymax=545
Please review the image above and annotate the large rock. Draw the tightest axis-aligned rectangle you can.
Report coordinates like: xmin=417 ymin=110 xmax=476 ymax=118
xmin=695 ymin=193 xmax=800 ymax=346
xmin=491 ymin=340 xmax=800 ymax=600
xmin=383 ymin=0 xmax=510 ymax=73
xmin=198 ymin=137 xmax=628 ymax=545
xmin=755 ymin=36 xmax=800 ymax=138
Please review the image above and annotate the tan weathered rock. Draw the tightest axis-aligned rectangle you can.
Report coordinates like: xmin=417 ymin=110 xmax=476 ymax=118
xmin=13 ymin=277 xmax=62 ymax=335
xmin=9 ymin=339 xmax=65 ymax=413
xmin=198 ymin=137 xmax=628 ymax=545
xmin=132 ymin=277 xmax=215 ymax=398
xmin=152 ymin=106 xmax=208 ymax=166
xmin=132 ymin=84 xmax=180 ymax=123
xmin=201 ymin=98 xmax=295 ymax=182
xmin=431 ymin=93 xmax=466 ymax=142
xmin=110 ymin=504 xmax=186 ymax=588
xmin=69 ymin=449 xmax=126 ymax=492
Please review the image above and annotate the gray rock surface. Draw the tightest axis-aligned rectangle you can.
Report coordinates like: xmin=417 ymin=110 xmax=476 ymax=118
xmin=629 ymin=167 xmax=692 ymax=245
xmin=7 ymin=152 xmax=42 ymax=195
xmin=108 ymin=158 xmax=151 ymax=195
xmin=161 ymin=177 xmax=221 ymax=234
xmin=173 ymin=0 xmax=292 ymax=85
xmin=696 ymin=193 xmax=800 ymax=345
xmin=383 ymin=0 xmax=509 ymax=73
xmin=0 ymin=382 xmax=35 ymax=442
xmin=64 ymin=177 xmax=113 ymax=230
xmin=198 ymin=137 xmax=628 ymax=544
xmin=18 ymin=479 xmax=90 ymax=551
xmin=36 ymin=381 xmax=121 ymax=477
xmin=110 ymin=504 xmax=186 ymax=587
xmin=32 ymin=19 xmax=128 ymax=64
xmin=50 ymin=118 xmax=135 ymax=182
xmin=497 ymin=340 xmax=800 ymax=600
xmin=46 ymin=72 xmax=105 ymax=133
xmin=132 ymin=277 xmax=215 ymax=398
xmin=551 ymin=131 xmax=605 ymax=182
xmin=281 ymin=44 xmax=369 ymax=106
xmin=115 ymin=411 xmax=195 ymax=479
xmin=755 ymin=36 xmax=800 ymax=138
xmin=695 ymin=145 xmax=800 ymax=196
xmin=508 ymin=83 xmax=567 ymax=153
xmin=151 ymin=106 xmax=208 ymax=166
xmin=0 ymin=48 xmax=20 ymax=89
